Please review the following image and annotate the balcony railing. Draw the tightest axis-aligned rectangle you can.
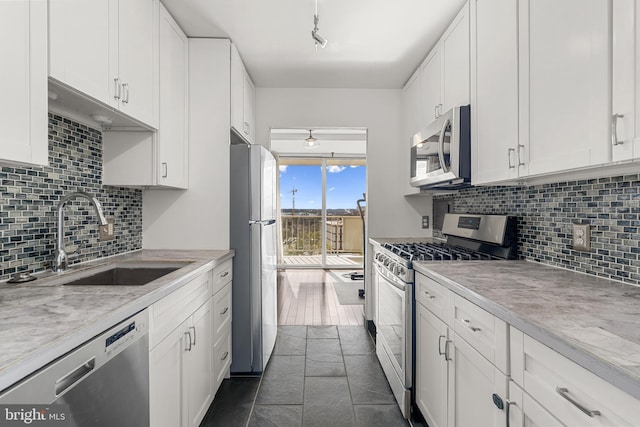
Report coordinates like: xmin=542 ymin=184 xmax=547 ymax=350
xmin=281 ymin=215 xmax=364 ymax=256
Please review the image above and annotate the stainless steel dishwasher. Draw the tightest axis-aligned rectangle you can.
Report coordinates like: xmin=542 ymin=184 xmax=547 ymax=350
xmin=0 ymin=309 xmax=150 ymax=427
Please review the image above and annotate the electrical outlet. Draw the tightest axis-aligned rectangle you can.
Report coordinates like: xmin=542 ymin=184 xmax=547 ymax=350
xmin=572 ymin=223 xmax=590 ymax=251
xmin=422 ymin=216 xmax=430 ymax=229
xmin=99 ymin=218 xmax=115 ymax=241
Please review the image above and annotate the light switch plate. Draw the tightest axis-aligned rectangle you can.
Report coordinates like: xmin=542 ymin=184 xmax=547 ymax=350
xmin=572 ymin=223 xmax=590 ymax=251
xmin=99 ymin=218 xmax=115 ymax=241
xmin=422 ymin=216 xmax=430 ymax=229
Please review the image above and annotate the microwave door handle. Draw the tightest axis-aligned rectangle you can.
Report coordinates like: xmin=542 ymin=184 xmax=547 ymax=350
xmin=437 ymin=118 xmax=451 ymax=173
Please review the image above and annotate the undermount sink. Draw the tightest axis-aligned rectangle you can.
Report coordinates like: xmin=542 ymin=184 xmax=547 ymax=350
xmin=63 ymin=266 xmax=182 ymax=286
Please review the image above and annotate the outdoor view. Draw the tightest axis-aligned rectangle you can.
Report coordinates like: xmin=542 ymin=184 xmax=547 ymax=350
xmin=279 ymin=160 xmax=366 ymax=266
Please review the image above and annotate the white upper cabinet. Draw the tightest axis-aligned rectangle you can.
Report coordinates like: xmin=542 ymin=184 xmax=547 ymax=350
xmin=421 ymin=49 xmax=442 ymax=122
xmin=420 ymin=2 xmax=470 ymax=123
xmin=522 ymin=0 xmax=610 ymax=176
xmin=402 ymin=69 xmax=422 ymax=194
xmin=116 ymin=0 xmax=157 ymax=127
xmin=102 ymin=2 xmax=188 ymax=189
xmin=471 ymin=0 xmax=519 ymax=184
xmin=231 ymin=44 xmax=256 ymax=144
xmin=157 ymin=3 xmax=188 ymax=189
xmin=0 ymin=0 xmax=48 ymax=167
xmin=49 ymin=0 xmax=112 ymax=106
xmin=612 ymin=0 xmax=638 ymax=161
xmin=49 ymin=0 xmax=158 ymax=129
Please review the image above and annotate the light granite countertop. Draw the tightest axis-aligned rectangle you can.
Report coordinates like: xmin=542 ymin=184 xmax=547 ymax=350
xmin=413 ymin=260 xmax=640 ymax=401
xmin=0 ymin=249 xmax=234 ymax=393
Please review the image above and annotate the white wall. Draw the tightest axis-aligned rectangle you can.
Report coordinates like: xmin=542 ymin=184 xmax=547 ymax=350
xmin=143 ymin=39 xmax=231 ymax=249
xmin=256 ymin=88 xmax=431 ymax=239
xmin=256 ymin=88 xmax=433 ymax=320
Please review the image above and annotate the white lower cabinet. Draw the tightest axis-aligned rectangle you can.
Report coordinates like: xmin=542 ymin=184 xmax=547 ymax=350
xmin=416 ymin=303 xmax=448 ymax=427
xmin=415 ymin=272 xmax=508 ymax=427
xmin=511 ymin=327 xmax=640 ymax=427
xmin=508 ymin=381 xmax=563 ymax=427
xmin=149 ymin=262 xmax=233 ymax=427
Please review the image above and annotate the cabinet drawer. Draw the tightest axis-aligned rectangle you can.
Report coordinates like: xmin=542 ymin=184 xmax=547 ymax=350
xmin=450 ymin=294 xmax=508 ymax=373
xmin=415 ymin=273 xmax=450 ymax=320
xmin=508 ymin=381 xmax=563 ymax=427
xmin=213 ymin=283 xmax=232 ymax=343
xmin=212 ymin=259 xmax=233 ymax=295
xmin=512 ymin=329 xmax=640 ymax=427
xmin=150 ymin=272 xmax=212 ymax=348
xmin=213 ymin=331 xmax=231 ymax=391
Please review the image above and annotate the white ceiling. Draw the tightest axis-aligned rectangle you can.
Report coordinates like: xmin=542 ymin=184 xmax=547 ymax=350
xmin=161 ymin=0 xmax=467 ymax=89
xmin=270 ymin=128 xmax=367 ymax=156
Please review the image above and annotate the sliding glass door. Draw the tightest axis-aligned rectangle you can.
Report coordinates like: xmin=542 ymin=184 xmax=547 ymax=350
xmin=277 ymin=157 xmax=366 ymax=269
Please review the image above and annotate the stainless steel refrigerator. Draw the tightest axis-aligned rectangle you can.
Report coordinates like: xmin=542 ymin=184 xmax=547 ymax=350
xmin=230 ymin=142 xmax=278 ymax=374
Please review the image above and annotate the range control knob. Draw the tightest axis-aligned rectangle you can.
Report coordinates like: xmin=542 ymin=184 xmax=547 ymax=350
xmin=397 ymin=266 xmax=405 ymax=276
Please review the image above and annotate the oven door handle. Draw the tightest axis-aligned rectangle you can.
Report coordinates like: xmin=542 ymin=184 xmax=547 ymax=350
xmin=374 ymin=263 xmax=407 ymax=292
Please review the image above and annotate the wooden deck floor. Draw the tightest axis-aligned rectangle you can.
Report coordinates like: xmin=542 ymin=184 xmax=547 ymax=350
xmin=277 ymin=270 xmax=364 ymax=326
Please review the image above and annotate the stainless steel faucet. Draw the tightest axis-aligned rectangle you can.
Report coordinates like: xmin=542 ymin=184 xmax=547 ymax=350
xmin=53 ymin=191 xmax=108 ymax=272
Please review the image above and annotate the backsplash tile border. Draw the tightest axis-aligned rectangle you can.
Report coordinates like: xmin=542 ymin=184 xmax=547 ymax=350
xmin=435 ymin=174 xmax=640 ymax=285
xmin=0 ymin=113 xmax=142 ymax=281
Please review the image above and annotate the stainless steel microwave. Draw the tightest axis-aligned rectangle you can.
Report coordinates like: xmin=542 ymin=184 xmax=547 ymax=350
xmin=410 ymin=105 xmax=470 ymax=189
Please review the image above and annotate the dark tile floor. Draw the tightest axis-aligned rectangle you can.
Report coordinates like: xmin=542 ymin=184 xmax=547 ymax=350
xmin=200 ymin=325 xmax=409 ymax=427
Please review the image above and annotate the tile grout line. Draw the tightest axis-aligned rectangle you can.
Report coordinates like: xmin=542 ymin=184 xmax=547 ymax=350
xmin=244 ymin=374 xmax=264 ymax=427
xmin=337 ymin=326 xmax=358 ymax=426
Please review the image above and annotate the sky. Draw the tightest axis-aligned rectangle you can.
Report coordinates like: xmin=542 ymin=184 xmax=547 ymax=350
xmin=279 ymin=164 xmax=366 ymax=210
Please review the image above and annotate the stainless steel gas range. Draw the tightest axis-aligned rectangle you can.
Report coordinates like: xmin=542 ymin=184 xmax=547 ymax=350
xmin=370 ymin=213 xmax=518 ymax=419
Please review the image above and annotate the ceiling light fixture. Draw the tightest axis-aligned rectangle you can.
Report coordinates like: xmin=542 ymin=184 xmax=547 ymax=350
xmin=304 ymin=129 xmax=320 ymax=148
xmin=311 ymin=0 xmax=327 ymax=49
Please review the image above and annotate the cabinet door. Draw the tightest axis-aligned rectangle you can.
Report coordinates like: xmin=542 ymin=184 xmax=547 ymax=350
xmin=244 ymin=72 xmax=256 ymax=143
xmin=48 ymin=0 xmax=112 ymax=105
xmin=118 ymin=0 xmax=157 ymax=127
xmin=0 ymin=0 xmax=47 ymax=167
xmin=441 ymin=2 xmax=470 ymax=111
xmin=508 ymin=382 xmax=563 ymax=427
xmin=403 ymin=70 xmax=422 ymax=144
xmin=448 ymin=333 xmax=507 ymax=427
xmin=150 ymin=325 xmax=187 ymax=427
xmin=522 ymin=0 xmax=609 ymax=176
xmin=415 ymin=304 xmax=448 ymax=427
xmin=158 ymin=3 xmax=188 ymax=188
xmin=471 ymin=0 xmax=519 ymax=184
xmin=421 ymin=48 xmax=442 ymax=122
xmin=186 ymin=300 xmax=214 ymax=427
xmin=612 ymin=0 xmax=637 ymax=161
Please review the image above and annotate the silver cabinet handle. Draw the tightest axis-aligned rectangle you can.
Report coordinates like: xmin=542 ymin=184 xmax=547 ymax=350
xmin=462 ymin=318 xmax=481 ymax=332
xmin=184 ymin=331 xmax=192 ymax=351
xmin=612 ymin=113 xmax=624 ymax=146
xmin=221 ymin=271 xmax=229 ymax=278
xmin=506 ymin=399 xmax=514 ymax=427
xmin=444 ymin=339 xmax=452 ymax=361
xmin=434 ymin=105 xmax=439 ymax=119
xmin=221 ymin=351 xmax=229 ymax=361
xmin=220 ymin=307 xmax=229 ymax=316
xmin=113 ymin=78 xmax=121 ymax=100
xmin=438 ymin=335 xmax=446 ymax=357
xmin=508 ymin=148 xmax=516 ymax=169
xmin=423 ymin=291 xmax=436 ymax=299
xmin=243 ymin=121 xmax=250 ymax=135
xmin=517 ymin=144 xmax=525 ymax=166
xmin=121 ymin=83 xmax=129 ymax=104
xmin=162 ymin=162 xmax=168 ymax=178
xmin=555 ymin=387 xmax=601 ymax=417
xmin=189 ymin=326 xmax=196 ymax=346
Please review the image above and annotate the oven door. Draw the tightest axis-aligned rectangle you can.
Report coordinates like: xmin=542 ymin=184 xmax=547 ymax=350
xmin=375 ymin=262 xmax=412 ymax=417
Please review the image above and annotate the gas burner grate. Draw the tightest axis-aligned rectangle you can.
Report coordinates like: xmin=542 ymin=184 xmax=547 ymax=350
xmin=382 ymin=242 xmax=495 ymax=262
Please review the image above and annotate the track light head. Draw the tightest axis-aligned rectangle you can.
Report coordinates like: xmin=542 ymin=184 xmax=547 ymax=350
xmin=312 ymin=13 xmax=327 ymax=48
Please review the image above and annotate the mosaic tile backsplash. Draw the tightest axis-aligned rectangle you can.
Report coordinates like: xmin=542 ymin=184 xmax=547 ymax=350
xmin=0 ymin=114 xmax=142 ymax=281
xmin=435 ymin=175 xmax=640 ymax=285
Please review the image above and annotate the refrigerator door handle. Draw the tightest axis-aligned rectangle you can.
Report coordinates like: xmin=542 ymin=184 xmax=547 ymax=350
xmin=249 ymin=219 xmax=276 ymax=226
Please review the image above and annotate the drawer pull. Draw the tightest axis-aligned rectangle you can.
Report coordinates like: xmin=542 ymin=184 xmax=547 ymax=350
xmin=220 ymin=307 xmax=229 ymax=315
xmin=184 ymin=331 xmax=192 ymax=351
xmin=423 ymin=291 xmax=436 ymax=299
xmin=555 ymin=387 xmax=601 ymax=417
xmin=438 ymin=335 xmax=446 ymax=357
xmin=220 ymin=271 xmax=229 ymax=279
xmin=462 ymin=319 xmax=481 ymax=332
xmin=444 ymin=339 xmax=452 ymax=361
xmin=189 ymin=326 xmax=197 ymax=346
xmin=221 ymin=351 xmax=229 ymax=361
